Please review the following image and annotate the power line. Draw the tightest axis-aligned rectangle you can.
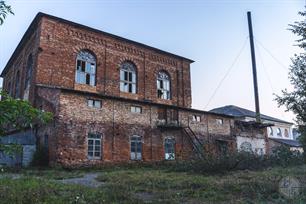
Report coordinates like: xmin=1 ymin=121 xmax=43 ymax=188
xmin=254 ymin=38 xmax=289 ymax=72
xmin=255 ymin=42 xmax=276 ymax=93
xmin=204 ymin=37 xmax=249 ymax=110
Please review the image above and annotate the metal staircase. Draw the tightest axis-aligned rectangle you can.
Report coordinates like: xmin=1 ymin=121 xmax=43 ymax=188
xmin=183 ymin=127 xmax=205 ymax=158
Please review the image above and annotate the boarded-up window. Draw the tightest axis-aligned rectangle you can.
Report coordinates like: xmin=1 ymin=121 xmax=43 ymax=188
xmin=158 ymin=108 xmax=167 ymax=120
xmin=169 ymin=109 xmax=178 ymax=122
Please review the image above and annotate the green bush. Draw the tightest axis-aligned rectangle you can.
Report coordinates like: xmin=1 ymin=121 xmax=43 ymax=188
xmin=166 ymin=146 xmax=304 ymax=174
xmin=270 ymin=145 xmax=304 ymax=166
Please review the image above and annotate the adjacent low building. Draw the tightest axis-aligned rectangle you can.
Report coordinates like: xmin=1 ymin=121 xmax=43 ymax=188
xmin=210 ymin=105 xmax=303 ymax=153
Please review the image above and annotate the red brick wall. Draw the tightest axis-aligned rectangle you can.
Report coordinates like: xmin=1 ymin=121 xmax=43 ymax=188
xmin=2 ymin=24 xmax=41 ymax=103
xmin=39 ymin=88 xmax=234 ymax=166
xmin=36 ymin=16 xmax=192 ymax=108
xmin=1 ymin=14 xmax=239 ymax=167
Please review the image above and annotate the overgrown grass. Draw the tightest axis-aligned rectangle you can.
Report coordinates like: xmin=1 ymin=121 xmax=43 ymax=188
xmin=95 ymin=165 xmax=306 ymax=203
xmin=0 ymin=165 xmax=305 ymax=203
xmin=0 ymin=177 xmax=141 ymax=204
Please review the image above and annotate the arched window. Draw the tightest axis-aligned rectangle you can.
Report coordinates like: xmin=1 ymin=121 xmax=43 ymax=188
xmin=15 ymin=71 xmax=20 ymax=98
xmin=277 ymin=128 xmax=282 ymax=137
xmin=240 ymin=142 xmax=252 ymax=152
xmin=157 ymin=71 xmax=170 ymax=100
xmin=75 ymin=50 xmax=96 ymax=86
xmin=268 ymin=127 xmax=273 ymax=137
xmin=284 ymin=129 xmax=289 ymax=137
xmin=25 ymin=54 xmax=33 ymax=90
xmin=120 ymin=61 xmax=136 ymax=93
xmin=24 ymin=54 xmax=33 ymax=100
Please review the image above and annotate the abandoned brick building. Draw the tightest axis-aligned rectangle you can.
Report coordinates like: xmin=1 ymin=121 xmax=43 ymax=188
xmin=0 ymin=13 xmax=267 ymax=166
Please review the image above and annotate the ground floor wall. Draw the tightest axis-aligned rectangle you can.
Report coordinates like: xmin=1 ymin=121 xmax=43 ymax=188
xmin=35 ymin=88 xmax=239 ymax=167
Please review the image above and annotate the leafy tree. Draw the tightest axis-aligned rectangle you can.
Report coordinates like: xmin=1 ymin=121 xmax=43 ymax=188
xmin=0 ymin=1 xmax=14 ymax=25
xmin=0 ymin=92 xmax=53 ymax=135
xmin=275 ymin=10 xmax=306 ymax=155
xmin=0 ymin=91 xmax=53 ymax=155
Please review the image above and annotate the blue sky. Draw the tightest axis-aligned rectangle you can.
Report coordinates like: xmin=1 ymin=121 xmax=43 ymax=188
xmin=0 ymin=0 xmax=304 ymax=122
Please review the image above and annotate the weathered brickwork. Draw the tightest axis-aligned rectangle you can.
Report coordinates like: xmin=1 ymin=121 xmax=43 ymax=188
xmin=1 ymin=13 xmax=241 ymax=166
xmin=34 ymin=86 xmax=235 ymax=166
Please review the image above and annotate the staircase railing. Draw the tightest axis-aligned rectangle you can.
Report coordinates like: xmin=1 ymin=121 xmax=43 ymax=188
xmin=183 ymin=127 xmax=205 ymax=158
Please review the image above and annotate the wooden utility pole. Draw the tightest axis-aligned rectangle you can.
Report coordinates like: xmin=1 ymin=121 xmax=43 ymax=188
xmin=247 ymin=11 xmax=261 ymax=123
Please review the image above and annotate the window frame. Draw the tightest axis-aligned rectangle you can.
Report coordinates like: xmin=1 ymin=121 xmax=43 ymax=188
xmin=284 ymin=129 xmax=289 ymax=138
xmin=130 ymin=135 xmax=142 ymax=160
xmin=268 ymin=127 xmax=273 ymax=136
xmin=164 ymin=137 xmax=175 ymax=160
xmin=216 ymin=118 xmax=223 ymax=125
xmin=192 ymin=115 xmax=201 ymax=122
xmin=87 ymin=99 xmax=102 ymax=108
xmin=120 ymin=61 xmax=137 ymax=94
xmin=157 ymin=71 xmax=171 ymax=100
xmin=87 ymin=133 xmax=102 ymax=160
xmin=75 ymin=50 xmax=96 ymax=86
xmin=131 ymin=106 xmax=142 ymax=114
xmin=277 ymin=128 xmax=282 ymax=137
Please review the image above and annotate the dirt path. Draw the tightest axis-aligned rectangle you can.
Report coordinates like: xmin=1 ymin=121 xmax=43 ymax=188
xmin=58 ymin=172 xmax=103 ymax=188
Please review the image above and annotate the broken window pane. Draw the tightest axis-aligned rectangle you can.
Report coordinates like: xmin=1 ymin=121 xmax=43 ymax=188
xmin=120 ymin=61 xmax=137 ymax=93
xmin=157 ymin=71 xmax=170 ymax=99
xmin=165 ymin=138 xmax=175 ymax=160
xmin=75 ymin=50 xmax=96 ymax=86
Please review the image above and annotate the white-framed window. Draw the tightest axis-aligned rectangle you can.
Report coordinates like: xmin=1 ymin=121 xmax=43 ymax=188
xmin=120 ymin=61 xmax=137 ymax=93
xmin=130 ymin=135 xmax=142 ymax=160
xmin=87 ymin=133 xmax=102 ymax=160
xmin=76 ymin=50 xmax=96 ymax=86
xmin=87 ymin=99 xmax=101 ymax=108
xmin=157 ymin=71 xmax=170 ymax=100
xmin=192 ymin=115 xmax=201 ymax=122
xmin=164 ymin=138 xmax=175 ymax=160
xmin=277 ymin=128 xmax=282 ymax=137
xmin=268 ymin=127 xmax=273 ymax=136
xmin=131 ymin=106 xmax=142 ymax=113
xmin=216 ymin=119 xmax=223 ymax=125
